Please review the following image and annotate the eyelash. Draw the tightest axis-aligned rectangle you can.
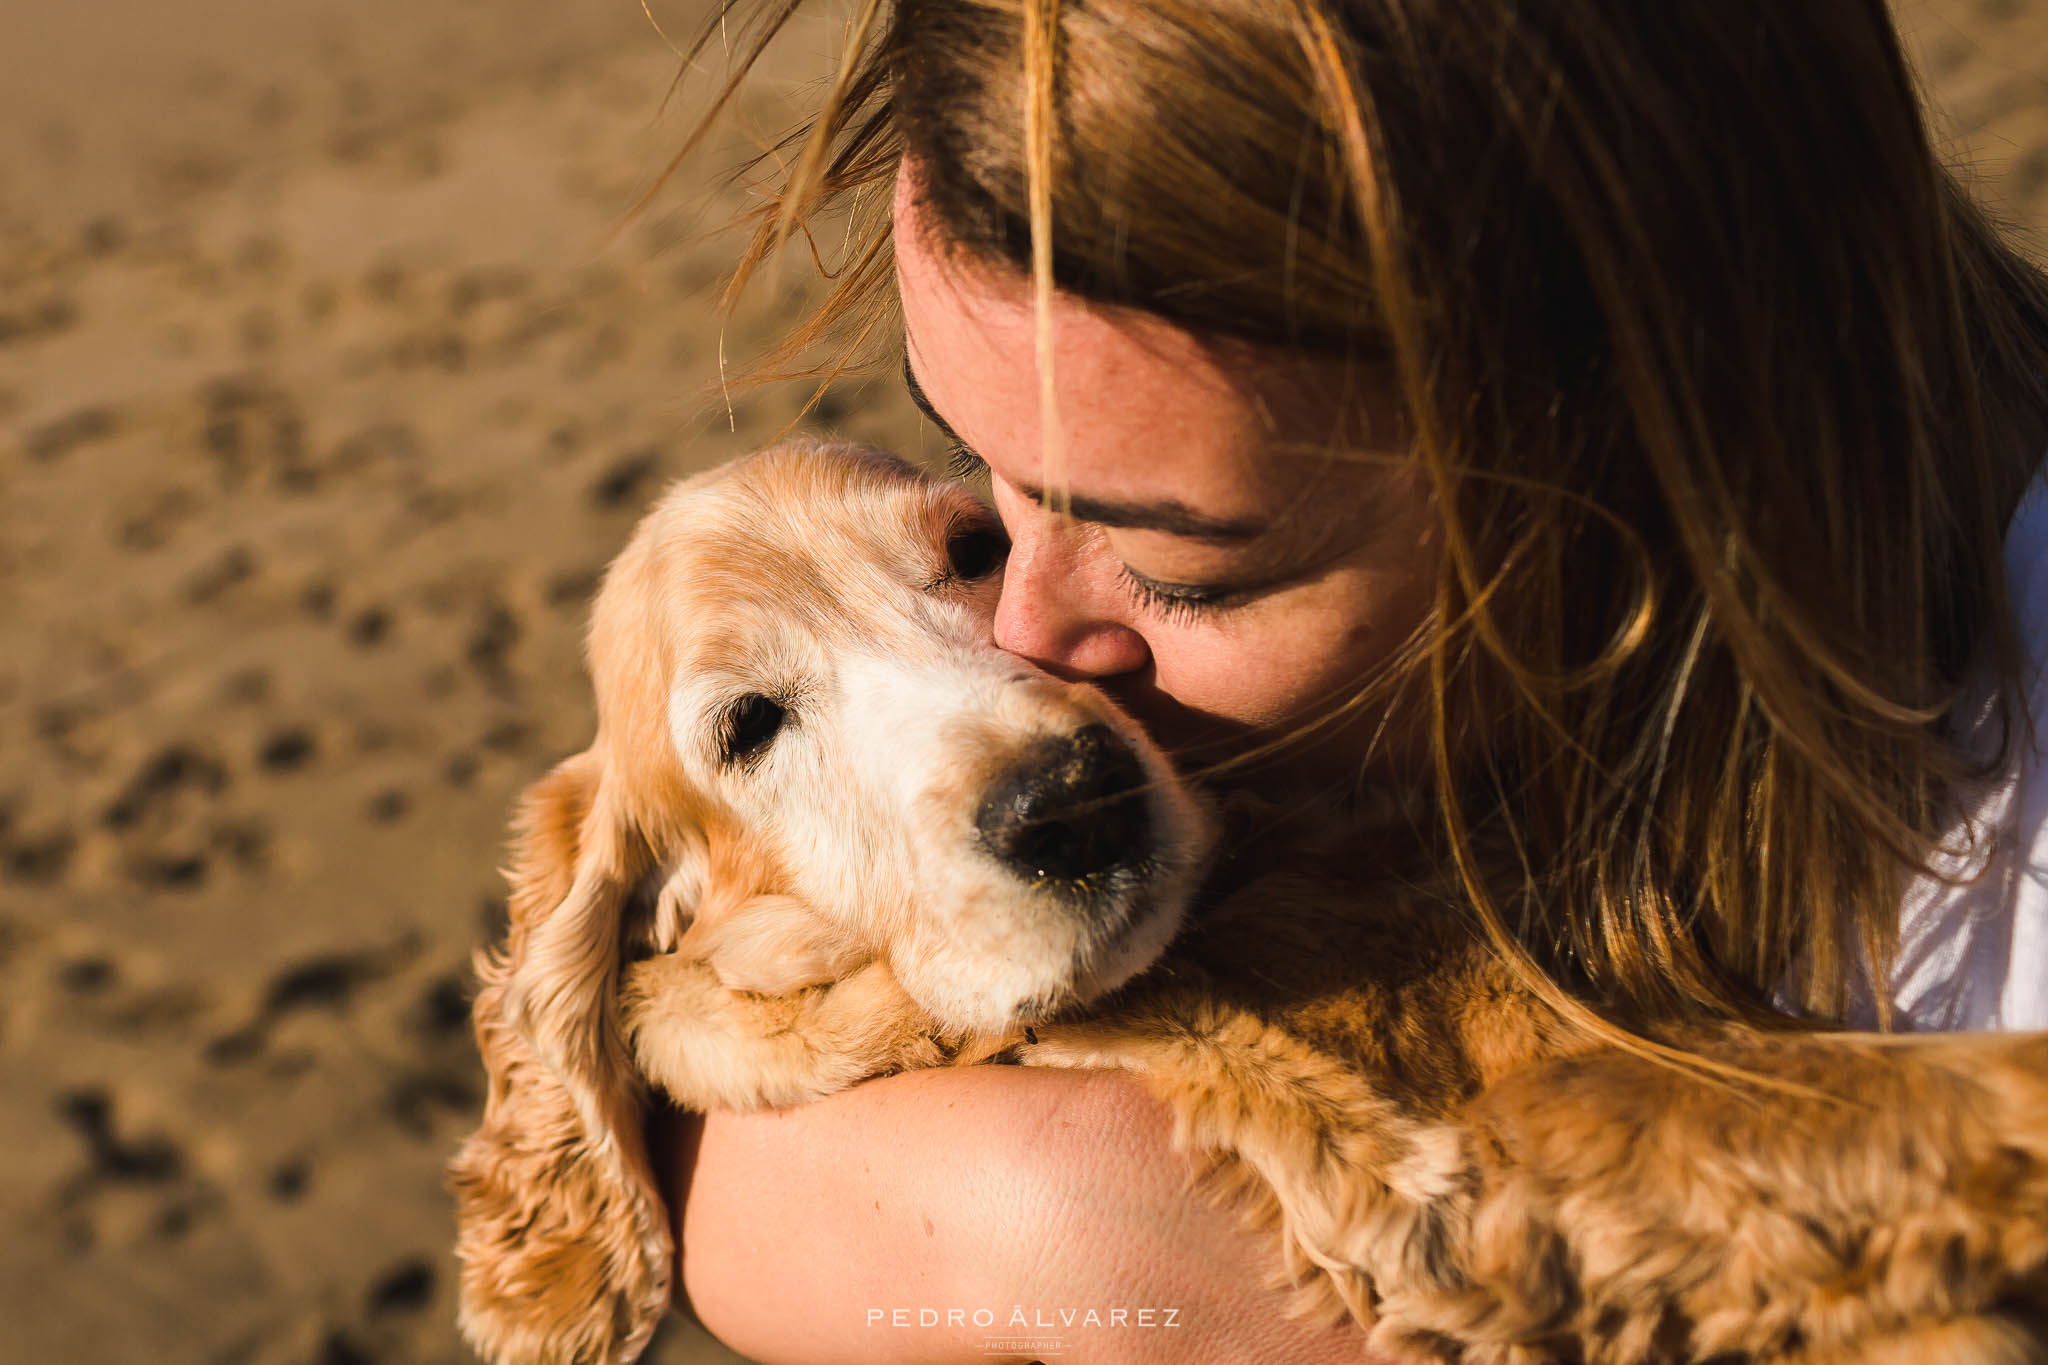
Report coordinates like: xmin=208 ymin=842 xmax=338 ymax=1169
xmin=943 ymin=441 xmax=1243 ymax=624
xmin=1118 ymin=565 xmax=1239 ymax=624
xmin=945 ymin=444 xmax=987 ymax=482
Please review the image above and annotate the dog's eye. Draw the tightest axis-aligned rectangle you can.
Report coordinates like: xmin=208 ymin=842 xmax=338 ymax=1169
xmin=945 ymin=524 xmax=1009 ymax=581
xmin=719 ymin=694 xmax=786 ymax=764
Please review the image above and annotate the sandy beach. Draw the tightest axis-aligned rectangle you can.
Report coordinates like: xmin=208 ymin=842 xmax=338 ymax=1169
xmin=1 ymin=3 xmax=2042 ymax=1362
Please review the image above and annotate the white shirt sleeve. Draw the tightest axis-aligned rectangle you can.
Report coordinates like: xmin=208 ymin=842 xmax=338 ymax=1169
xmin=1883 ymin=472 xmax=2048 ymax=1032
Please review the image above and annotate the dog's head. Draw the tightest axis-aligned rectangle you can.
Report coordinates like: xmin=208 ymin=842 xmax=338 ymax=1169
xmin=589 ymin=439 xmax=1209 ymax=1027
xmin=452 ymin=439 xmax=1210 ymax=1364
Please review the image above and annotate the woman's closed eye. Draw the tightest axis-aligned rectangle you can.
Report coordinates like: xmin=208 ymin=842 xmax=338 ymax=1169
xmin=945 ymin=445 xmax=1254 ymax=622
xmin=1116 ymin=563 xmax=1249 ymax=623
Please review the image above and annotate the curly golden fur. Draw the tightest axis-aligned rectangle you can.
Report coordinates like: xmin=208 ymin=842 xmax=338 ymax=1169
xmin=451 ymin=441 xmax=2048 ymax=1365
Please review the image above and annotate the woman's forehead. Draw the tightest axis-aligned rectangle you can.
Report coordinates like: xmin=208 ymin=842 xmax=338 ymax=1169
xmin=902 ymin=322 xmax=1390 ymax=554
xmin=905 ymin=239 xmax=1332 ymax=493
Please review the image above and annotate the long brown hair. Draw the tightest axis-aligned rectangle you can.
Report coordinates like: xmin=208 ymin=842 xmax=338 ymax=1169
xmin=668 ymin=0 xmax=2048 ymax=1033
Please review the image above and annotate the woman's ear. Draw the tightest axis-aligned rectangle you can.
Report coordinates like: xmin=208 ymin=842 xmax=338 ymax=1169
xmin=449 ymin=751 xmax=673 ymax=1365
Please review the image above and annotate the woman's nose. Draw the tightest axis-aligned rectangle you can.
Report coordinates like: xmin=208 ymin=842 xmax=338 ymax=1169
xmin=992 ymin=510 xmax=1151 ymax=680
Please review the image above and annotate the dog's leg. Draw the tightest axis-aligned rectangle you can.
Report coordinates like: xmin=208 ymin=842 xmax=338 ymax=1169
xmin=1449 ymin=1033 xmax=2048 ymax=1364
xmin=1777 ymin=1314 xmax=2048 ymax=1365
xmin=622 ymin=955 xmax=960 ymax=1112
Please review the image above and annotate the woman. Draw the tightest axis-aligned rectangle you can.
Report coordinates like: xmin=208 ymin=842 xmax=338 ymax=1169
xmin=659 ymin=2 xmax=2048 ymax=1360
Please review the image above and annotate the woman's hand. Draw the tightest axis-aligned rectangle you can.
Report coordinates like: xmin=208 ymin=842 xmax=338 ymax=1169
xmin=662 ymin=1065 xmax=1391 ymax=1364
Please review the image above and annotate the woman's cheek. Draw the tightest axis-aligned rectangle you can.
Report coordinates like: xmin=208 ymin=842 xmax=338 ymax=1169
xmin=1215 ymin=589 xmax=1411 ymax=726
xmin=1148 ymin=614 xmax=1323 ymax=726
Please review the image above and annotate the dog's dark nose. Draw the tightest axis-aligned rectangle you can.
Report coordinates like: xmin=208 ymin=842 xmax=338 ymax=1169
xmin=976 ymin=725 xmax=1150 ymax=882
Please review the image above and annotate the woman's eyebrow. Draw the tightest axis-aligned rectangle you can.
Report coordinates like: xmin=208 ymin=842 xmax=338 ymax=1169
xmin=900 ymin=354 xmax=1267 ymax=544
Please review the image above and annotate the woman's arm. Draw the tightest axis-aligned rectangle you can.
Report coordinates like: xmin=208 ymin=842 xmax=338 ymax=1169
xmin=664 ymin=1065 xmax=1390 ymax=1364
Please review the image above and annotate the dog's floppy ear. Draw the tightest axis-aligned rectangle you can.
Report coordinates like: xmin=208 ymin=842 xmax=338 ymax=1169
xmin=450 ymin=750 xmax=672 ymax=1365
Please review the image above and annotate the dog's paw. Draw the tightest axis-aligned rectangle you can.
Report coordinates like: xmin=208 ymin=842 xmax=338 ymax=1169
xmin=622 ymin=955 xmax=939 ymax=1111
xmin=697 ymin=895 xmax=859 ymax=995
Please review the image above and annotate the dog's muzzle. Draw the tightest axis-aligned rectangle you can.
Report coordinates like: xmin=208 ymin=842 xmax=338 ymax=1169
xmin=974 ymin=724 xmax=1152 ymax=884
